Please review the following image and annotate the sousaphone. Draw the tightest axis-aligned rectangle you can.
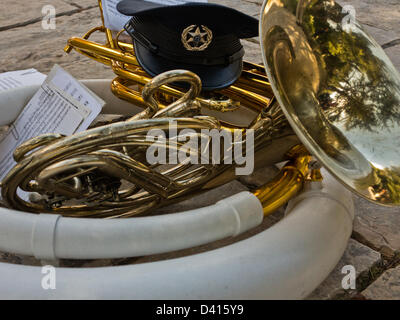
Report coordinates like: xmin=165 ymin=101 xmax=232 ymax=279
xmin=1 ymin=0 xmax=399 ymax=218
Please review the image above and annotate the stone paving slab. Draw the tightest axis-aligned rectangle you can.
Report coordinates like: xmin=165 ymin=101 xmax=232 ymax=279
xmin=213 ymin=0 xmax=262 ymax=18
xmin=361 ymin=265 xmax=400 ymax=300
xmin=0 ymin=7 xmax=115 ymax=79
xmin=385 ymin=46 xmax=400 ymax=76
xmin=352 ymin=197 xmax=400 ymax=260
xmin=362 ymin=25 xmax=399 ymax=47
xmin=62 ymin=0 xmax=100 ymax=8
xmin=308 ymin=239 xmax=382 ymax=299
xmin=242 ymin=39 xmax=264 ymax=65
xmin=0 ymin=0 xmax=75 ymax=30
xmin=338 ymin=0 xmax=400 ymax=41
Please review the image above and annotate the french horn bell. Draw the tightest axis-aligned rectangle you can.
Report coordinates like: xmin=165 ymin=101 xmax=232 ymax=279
xmin=1 ymin=0 xmax=399 ymax=219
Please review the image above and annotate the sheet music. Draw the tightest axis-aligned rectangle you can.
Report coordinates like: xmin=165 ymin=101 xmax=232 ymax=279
xmin=0 ymin=69 xmax=46 ymax=92
xmin=49 ymin=65 xmax=104 ymax=132
xmin=102 ymin=0 xmax=131 ymax=31
xmin=0 ymin=65 xmax=105 ymax=197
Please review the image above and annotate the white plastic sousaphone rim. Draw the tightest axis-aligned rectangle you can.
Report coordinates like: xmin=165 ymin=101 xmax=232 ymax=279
xmin=0 ymin=80 xmax=354 ymax=299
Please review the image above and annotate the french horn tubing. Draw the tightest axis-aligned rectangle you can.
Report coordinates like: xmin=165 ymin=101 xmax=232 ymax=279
xmin=0 ymin=67 xmax=309 ymax=218
xmin=1 ymin=0 xmax=399 ymax=219
xmin=1 ymin=0 xmax=308 ymax=218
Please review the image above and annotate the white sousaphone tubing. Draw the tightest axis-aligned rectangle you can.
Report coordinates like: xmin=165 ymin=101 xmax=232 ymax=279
xmin=0 ymin=80 xmax=354 ymax=299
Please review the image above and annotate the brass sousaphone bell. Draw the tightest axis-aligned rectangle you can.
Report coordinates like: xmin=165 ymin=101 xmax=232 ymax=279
xmin=260 ymin=0 xmax=400 ymax=205
xmin=1 ymin=0 xmax=400 ymax=218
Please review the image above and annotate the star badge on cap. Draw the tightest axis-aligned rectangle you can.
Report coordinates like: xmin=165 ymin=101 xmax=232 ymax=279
xmin=181 ymin=25 xmax=213 ymax=51
xmin=118 ymin=1 xmax=259 ymax=90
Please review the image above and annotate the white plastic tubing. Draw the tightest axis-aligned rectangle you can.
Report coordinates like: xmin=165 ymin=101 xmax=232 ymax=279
xmin=0 ymin=192 xmax=263 ymax=260
xmin=0 ymin=80 xmax=354 ymax=299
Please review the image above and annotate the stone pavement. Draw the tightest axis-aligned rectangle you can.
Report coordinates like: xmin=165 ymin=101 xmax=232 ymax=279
xmin=0 ymin=0 xmax=399 ymax=299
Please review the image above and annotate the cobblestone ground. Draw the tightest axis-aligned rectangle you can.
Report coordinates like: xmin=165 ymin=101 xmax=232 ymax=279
xmin=0 ymin=0 xmax=399 ymax=299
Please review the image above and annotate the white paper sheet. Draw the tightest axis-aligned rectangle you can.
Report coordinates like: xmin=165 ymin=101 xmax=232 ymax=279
xmin=102 ymin=0 xmax=131 ymax=32
xmin=49 ymin=65 xmax=104 ymax=132
xmin=0 ymin=65 xmax=105 ymax=196
xmin=0 ymin=69 xmax=46 ymax=92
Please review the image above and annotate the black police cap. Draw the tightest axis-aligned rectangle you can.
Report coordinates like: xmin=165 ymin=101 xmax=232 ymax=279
xmin=117 ymin=1 xmax=259 ymax=90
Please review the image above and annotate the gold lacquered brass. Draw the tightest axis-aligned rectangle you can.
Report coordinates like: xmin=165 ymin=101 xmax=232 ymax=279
xmin=1 ymin=69 xmax=301 ymax=218
xmin=65 ymin=32 xmax=272 ymax=113
xmin=261 ymin=0 xmax=400 ymax=206
xmin=1 ymin=0 xmax=308 ymax=218
xmin=255 ymin=146 xmax=311 ymax=215
xmin=64 ymin=0 xmax=273 ymax=114
xmin=3 ymin=0 xmax=399 ymax=219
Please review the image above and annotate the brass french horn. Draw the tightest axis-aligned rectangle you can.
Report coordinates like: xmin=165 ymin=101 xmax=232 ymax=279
xmin=1 ymin=0 xmax=399 ymax=218
xmin=1 ymin=68 xmax=307 ymax=218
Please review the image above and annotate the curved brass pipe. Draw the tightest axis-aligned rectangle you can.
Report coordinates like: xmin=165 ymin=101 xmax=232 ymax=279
xmin=111 ymin=66 xmax=269 ymax=114
xmin=255 ymin=153 xmax=311 ymax=216
xmin=1 ymin=68 xmax=309 ymax=218
xmin=60 ymin=14 xmax=311 ymax=217
xmin=65 ymin=37 xmax=272 ymax=112
xmin=0 ymin=0 xmax=315 ymax=218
